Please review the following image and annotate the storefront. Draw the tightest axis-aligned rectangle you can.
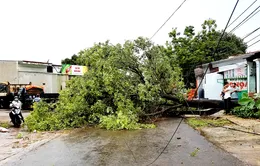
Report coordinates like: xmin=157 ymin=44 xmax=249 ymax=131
xmin=195 ymin=51 xmax=260 ymax=100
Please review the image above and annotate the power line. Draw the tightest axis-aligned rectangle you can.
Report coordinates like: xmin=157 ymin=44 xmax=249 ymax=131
xmin=242 ymin=26 xmax=260 ymax=39
xmin=150 ymin=0 xmax=188 ymax=40
xmin=228 ymin=0 xmax=257 ymax=28
xmin=246 ymin=33 xmax=260 ymax=43
xmin=235 ymin=8 xmax=260 ymax=32
xmin=230 ymin=4 xmax=260 ymax=33
xmin=194 ymin=0 xmax=240 ymax=98
xmin=146 ymin=118 xmax=183 ymax=166
xmin=248 ymin=38 xmax=260 ymax=48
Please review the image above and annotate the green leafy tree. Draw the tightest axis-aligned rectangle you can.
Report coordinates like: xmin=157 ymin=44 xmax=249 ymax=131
xmin=26 ymin=37 xmax=184 ymax=131
xmin=167 ymin=19 xmax=247 ymax=87
xmin=61 ymin=54 xmax=79 ymax=65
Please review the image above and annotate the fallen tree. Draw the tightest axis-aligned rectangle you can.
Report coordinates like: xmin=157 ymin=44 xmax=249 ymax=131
xmin=161 ymin=94 xmax=239 ymax=109
xmin=26 ymin=37 xmax=185 ymax=131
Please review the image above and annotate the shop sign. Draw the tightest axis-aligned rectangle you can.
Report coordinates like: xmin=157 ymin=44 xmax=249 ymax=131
xmin=227 ymin=80 xmax=247 ymax=90
xmin=61 ymin=64 xmax=87 ymax=75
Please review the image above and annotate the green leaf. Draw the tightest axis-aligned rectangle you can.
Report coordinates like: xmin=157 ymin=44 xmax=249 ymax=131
xmin=255 ymin=100 xmax=260 ymax=110
xmin=238 ymin=98 xmax=253 ymax=106
xmin=248 ymin=100 xmax=255 ymax=110
xmin=241 ymin=92 xmax=248 ymax=99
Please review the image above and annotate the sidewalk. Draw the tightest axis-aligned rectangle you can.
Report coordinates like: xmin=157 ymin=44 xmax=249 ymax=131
xmin=224 ymin=115 xmax=260 ymax=134
xmin=201 ymin=111 xmax=260 ymax=166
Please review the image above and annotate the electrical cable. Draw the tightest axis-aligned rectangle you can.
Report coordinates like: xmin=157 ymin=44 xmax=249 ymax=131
xmin=194 ymin=0 xmax=240 ymax=97
xmin=248 ymin=38 xmax=260 ymax=48
xmin=242 ymin=26 xmax=260 ymax=39
xmin=146 ymin=2 xmax=240 ymax=164
xmin=150 ymin=0 xmax=187 ymax=40
xmin=246 ymin=33 xmax=260 ymax=43
xmin=208 ymin=122 xmax=260 ymax=136
xmin=230 ymin=4 xmax=260 ymax=33
xmin=228 ymin=0 xmax=258 ymax=28
xmin=146 ymin=118 xmax=183 ymax=166
xmin=233 ymin=8 xmax=260 ymax=33
xmin=188 ymin=0 xmax=260 ymax=137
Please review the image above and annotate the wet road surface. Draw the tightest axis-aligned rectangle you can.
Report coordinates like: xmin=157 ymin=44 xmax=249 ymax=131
xmin=4 ymin=118 xmax=247 ymax=166
xmin=0 ymin=109 xmax=30 ymax=122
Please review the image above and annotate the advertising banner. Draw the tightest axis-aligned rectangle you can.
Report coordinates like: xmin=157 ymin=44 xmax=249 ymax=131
xmin=224 ymin=67 xmax=247 ymax=79
xmin=227 ymin=80 xmax=247 ymax=91
xmin=61 ymin=64 xmax=87 ymax=75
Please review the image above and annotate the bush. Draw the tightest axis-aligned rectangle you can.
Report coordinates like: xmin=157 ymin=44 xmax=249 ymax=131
xmin=232 ymin=93 xmax=260 ymax=118
xmin=25 ymin=101 xmax=62 ymax=131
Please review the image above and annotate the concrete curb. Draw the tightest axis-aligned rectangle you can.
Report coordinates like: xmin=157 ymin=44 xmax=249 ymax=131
xmin=0 ymin=132 xmax=62 ymax=165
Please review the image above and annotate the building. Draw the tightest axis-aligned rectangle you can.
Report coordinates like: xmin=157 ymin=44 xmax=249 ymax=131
xmin=195 ymin=51 xmax=260 ymax=100
xmin=0 ymin=60 xmax=68 ymax=93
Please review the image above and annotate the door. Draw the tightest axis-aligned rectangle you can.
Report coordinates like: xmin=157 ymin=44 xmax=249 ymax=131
xmin=204 ymin=73 xmax=223 ymax=100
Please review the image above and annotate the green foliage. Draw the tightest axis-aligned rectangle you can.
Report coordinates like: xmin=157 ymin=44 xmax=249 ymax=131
xmin=186 ymin=117 xmax=231 ymax=128
xmin=232 ymin=93 xmax=260 ymax=118
xmin=99 ymin=110 xmax=155 ymax=130
xmin=167 ymin=19 xmax=247 ymax=87
xmin=26 ymin=37 xmax=184 ymax=131
xmin=16 ymin=133 xmax=23 ymax=139
xmin=190 ymin=148 xmax=200 ymax=157
xmin=61 ymin=54 xmax=79 ymax=65
xmin=25 ymin=101 xmax=62 ymax=131
xmin=0 ymin=122 xmax=10 ymax=128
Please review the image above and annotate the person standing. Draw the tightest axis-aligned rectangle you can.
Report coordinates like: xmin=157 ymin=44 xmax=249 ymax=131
xmin=231 ymin=83 xmax=239 ymax=100
xmin=220 ymin=83 xmax=229 ymax=100
xmin=33 ymin=94 xmax=41 ymax=103
xmin=223 ymin=82 xmax=233 ymax=114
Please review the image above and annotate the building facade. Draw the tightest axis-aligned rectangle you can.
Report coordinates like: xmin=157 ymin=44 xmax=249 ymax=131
xmin=195 ymin=52 xmax=260 ymax=100
xmin=0 ymin=60 xmax=68 ymax=93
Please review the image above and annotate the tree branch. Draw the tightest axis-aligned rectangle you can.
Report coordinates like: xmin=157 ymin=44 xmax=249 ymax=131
xmin=143 ymin=104 xmax=182 ymax=116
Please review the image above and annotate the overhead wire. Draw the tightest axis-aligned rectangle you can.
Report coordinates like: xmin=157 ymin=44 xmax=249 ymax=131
xmin=146 ymin=1 xmax=241 ymax=166
xmin=246 ymin=33 xmax=260 ymax=43
xmin=230 ymin=4 xmax=260 ymax=33
xmin=242 ymin=26 xmax=260 ymax=39
xmin=194 ymin=0 xmax=240 ymax=97
xmin=150 ymin=0 xmax=187 ymax=40
xmin=190 ymin=1 xmax=260 ymax=136
xmin=228 ymin=0 xmax=257 ymax=28
xmin=248 ymin=38 xmax=260 ymax=48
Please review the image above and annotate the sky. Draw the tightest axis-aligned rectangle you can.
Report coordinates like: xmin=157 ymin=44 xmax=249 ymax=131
xmin=0 ymin=0 xmax=259 ymax=65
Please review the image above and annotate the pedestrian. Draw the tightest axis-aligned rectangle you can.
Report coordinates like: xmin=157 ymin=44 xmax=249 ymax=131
xmin=220 ymin=83 xmax=229 ymax=100
xmin=231 ymin=83 xmax=239 ymax=100
xmin=33 ymin=94 xmax=41 ymax=103
xmin=222 ymin=82 xmax=232 ymax=114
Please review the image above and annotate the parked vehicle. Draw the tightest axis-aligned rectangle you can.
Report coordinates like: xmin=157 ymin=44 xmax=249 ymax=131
xmin=0 ymin=82 xmax=29 ymax=109
xmin=0 ymin=82 xmax=59 ymax=109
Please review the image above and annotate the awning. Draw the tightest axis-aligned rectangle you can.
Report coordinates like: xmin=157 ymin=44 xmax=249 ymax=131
xmin=217 ymin=62 xmax=246 ymax=73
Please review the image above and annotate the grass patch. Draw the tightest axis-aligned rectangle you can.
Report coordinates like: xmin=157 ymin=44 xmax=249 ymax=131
xmin=186 ymin=117 xmax=231 ymax=128
xmin=16 ymin=133 xmax=23 ymax=139
xmin=190 ymin=148 xmax=200 ymax=157
xmin=0 ymin=122 xmax=10 ymax=129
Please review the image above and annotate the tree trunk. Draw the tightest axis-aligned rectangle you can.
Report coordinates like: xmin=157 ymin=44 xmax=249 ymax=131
xmin=161 ymin=94 xmax=239 ymax=109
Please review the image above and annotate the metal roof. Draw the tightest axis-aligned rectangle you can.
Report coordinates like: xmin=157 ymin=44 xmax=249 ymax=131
xmin=202 ymin=51 xmax=260 ymax=67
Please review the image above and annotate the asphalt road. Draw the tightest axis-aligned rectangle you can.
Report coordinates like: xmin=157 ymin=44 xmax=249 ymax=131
xmin=0 ymin=109 xmax=30 ymax=122
xmin=4 ymin=118 xmax=247 ymax=166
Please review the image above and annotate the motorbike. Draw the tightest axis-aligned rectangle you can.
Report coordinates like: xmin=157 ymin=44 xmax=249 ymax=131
xmin=10 ymin=105 xmax=23 ymax=128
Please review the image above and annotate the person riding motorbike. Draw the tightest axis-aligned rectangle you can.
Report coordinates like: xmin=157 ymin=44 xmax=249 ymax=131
xmin=9 ymin=96 xmax=24 ymax=123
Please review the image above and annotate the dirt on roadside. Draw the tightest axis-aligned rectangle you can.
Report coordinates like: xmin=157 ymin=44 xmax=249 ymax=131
xmin=0 ymin=110 xmax=61 ymax=164
xmin=190 ymin=113 xmax=260 ymax=166
xmin=0 ymin=126 xmax=61 ymax=163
